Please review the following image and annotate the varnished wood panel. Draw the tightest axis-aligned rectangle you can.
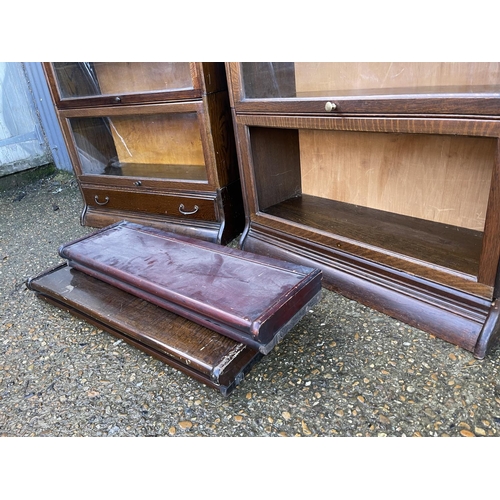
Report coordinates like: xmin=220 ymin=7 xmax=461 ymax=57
xmin=203 ymin=91 xmax=240 ymax=187
xmin=250 ymin=212 xmax=493 ymax=299
xmin=82 ymin=207 xmax=222 ymax=243
xmin=299 ymin=130 xmax=495 ymax=231
xmin=238 ymin=114 xmax=500 ymax=137
xmin=479 ymin=144 xmax=500 ymax=286
xmin=249 ymin=127 xmax=301 ymax=210
xmin=108 ymin=113 xmax=205 ymax=166
xmin=197 ymin=63 xmax=228 ymax=94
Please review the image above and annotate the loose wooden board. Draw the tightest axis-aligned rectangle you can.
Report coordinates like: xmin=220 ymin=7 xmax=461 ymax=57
xmin=28 ymin=264 xmax=262 ymax=396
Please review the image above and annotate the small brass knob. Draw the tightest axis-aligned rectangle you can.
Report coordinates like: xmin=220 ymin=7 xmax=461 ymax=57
xmin=134 ymin=180 xmax=142 ymax=186
xmin=325 ymin=101 xmax=337 ymax=112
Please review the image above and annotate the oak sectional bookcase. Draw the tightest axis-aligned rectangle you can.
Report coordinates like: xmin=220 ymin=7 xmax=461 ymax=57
xmin=226 ymin=62 xmax=500 ymax=358
xmin=43 ymin=62 xmax=244 ymax=244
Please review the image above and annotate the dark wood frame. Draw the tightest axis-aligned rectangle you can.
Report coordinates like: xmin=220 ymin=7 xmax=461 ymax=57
xmin=226 ymin=62 xmax=500 ymax=358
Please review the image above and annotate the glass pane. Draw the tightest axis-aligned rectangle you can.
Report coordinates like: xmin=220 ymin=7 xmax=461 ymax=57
xmin=70 ymin=112 xmax=207 ymax=182
xmin=242 ymin=62 xmax=500 ymax=99
xmin=54 ymin=62 xmax=193 ymax=98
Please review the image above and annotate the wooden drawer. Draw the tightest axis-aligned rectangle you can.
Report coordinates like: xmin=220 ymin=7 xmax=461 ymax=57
xmin=81 ymin=186 xmax=218 ymax=222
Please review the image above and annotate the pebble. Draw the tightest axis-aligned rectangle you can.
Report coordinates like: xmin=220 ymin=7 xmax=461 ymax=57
xmin=460 ymin=429 xmax=475 ymax=437
xmin=301 ymin=421 xmax=312 ymax=435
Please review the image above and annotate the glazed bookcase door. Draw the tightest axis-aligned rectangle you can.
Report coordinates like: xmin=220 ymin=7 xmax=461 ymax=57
xmin=230 ymin=62 xmax=500 ymax=115
xmin=53 ymin=62 xmax=194 ymax=97
xmin=58 ymin=103 xmax=215 ymax=188
xmin=44 ymin=62 xmax=226 ymax=109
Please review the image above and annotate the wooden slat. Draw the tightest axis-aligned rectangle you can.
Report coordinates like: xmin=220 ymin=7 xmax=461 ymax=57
xmin=237 ymin=114 xmax=500 ymax=137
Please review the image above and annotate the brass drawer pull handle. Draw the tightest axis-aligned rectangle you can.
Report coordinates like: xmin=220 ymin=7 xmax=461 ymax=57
xmin=94 ymin=195 xmax=110 ymax=206
xmin=179 ymin=203 xmax=199 ymax=215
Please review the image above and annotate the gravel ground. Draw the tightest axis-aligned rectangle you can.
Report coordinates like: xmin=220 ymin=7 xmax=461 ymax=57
xmin=1 ymin=170 xmax=500 ymax=439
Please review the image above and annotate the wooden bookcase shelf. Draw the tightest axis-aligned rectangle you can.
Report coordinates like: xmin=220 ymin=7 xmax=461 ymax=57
xmin=43 ymin=62 xmax=244 ymax=244
xmin=263 ymin=194 xmax=484 ymax=279
xmin=227 ymin=62 xmax=500 ymax=358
